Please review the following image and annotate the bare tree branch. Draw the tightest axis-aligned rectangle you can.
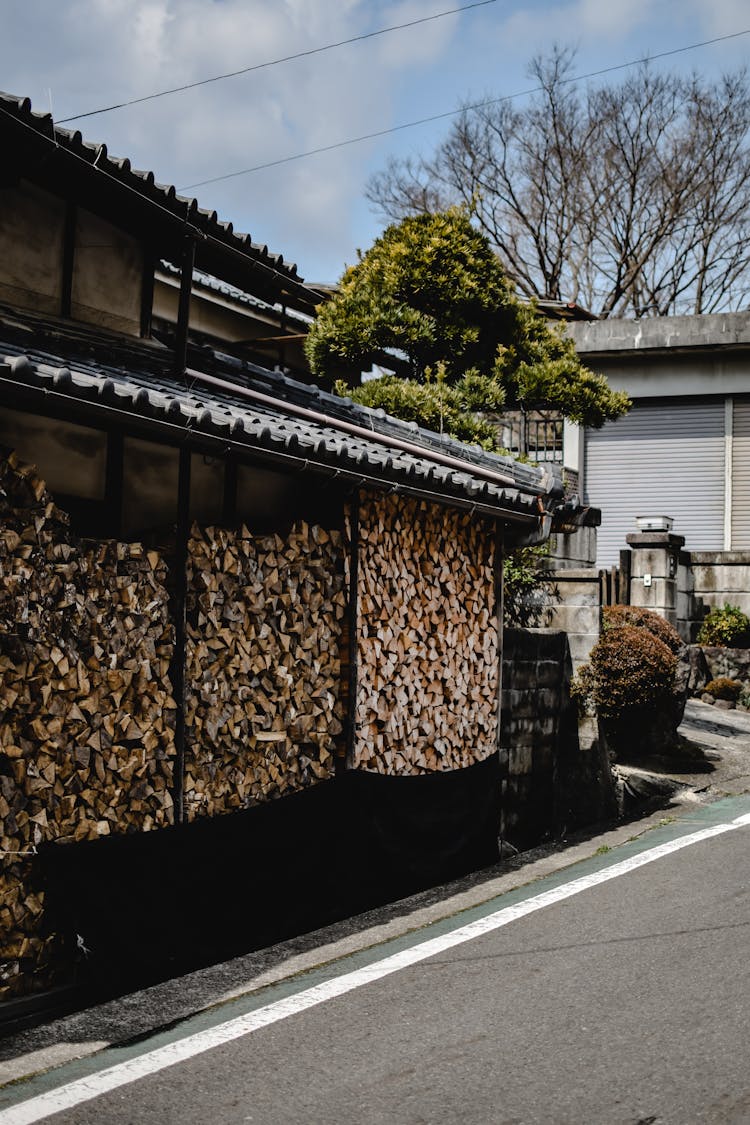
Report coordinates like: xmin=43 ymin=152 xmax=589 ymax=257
xmin=366 ymin=51 xmax=750 ymax=318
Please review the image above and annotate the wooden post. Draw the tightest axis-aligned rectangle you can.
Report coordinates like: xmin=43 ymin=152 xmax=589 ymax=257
xmin=104 ymin=429 xmax=124 ymax=538
xmin=495 ymin=522 xmax=508 ymax=849
xmin=171 ymin=446 xmax=191 ymax=823
xmin=618 ymin=549 xmax=632 ymax=605
xmin=60 ymin=200 xmax=76 ymax=319
xmin=174 ymin=235 xmax=195 ymax=377
xmin=344 ymin=489 xmax=360 ymax=770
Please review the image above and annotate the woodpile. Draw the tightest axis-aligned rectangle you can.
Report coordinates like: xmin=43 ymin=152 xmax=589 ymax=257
xmin=352 ymin=493 xmax=499 ymax=775
xmin=0 ymin=450 xmax=499 ymax=1000
xmin=0 ymin=450 xmax=176 ymax=999
xmin=184 ymin=521 xmax=347 ymax=817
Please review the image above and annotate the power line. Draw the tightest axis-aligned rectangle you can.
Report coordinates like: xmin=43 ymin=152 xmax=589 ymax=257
xmin=178 ymin=28 xmax=750 ymax=191
xmin=56 ymin=0 xmax=499 ymax=124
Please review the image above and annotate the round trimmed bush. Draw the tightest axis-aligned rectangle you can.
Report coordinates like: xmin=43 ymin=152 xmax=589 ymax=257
xmin=603 ymin=605 xmax=683 ymax=654
xmin=703 ymin=677 xmax=742 ymax=702
xmin=697 ymin=604 xmax=750 ymax=648
xmin=587 ymin=624 xmax=677 ymax=722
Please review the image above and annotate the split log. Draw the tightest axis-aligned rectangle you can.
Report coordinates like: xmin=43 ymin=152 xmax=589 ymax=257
xmin=184 ymin=520 xmax=347 ymax=818
xmin=0 ymin=450 xmax=176 ymax=1000
xmin=352 ymin=492 xmax=498 ymax=775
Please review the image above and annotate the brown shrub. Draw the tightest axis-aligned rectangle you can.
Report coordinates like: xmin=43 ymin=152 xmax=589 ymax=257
xmin=603 ymin=605 xmax=683 ymax=654
xmin=588 ymin=624 xmax=677 ymax=722
xmin=704 ymin=677 xmax=742 ymax=702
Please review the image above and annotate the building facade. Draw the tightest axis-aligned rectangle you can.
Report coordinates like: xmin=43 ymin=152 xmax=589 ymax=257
xmin=568 ymin=314 xmax=750 ymax=567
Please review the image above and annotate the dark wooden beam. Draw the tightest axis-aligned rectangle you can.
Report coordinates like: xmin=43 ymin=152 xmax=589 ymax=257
xmin=173 ymin=235 xmax=195 ymax=377
xmin=171 ymin=446 xmax=192 ymax=824
xmin=104 ymin=429 xmax=124 ymax=538
xmin=140 ymin=249 xmax=155 ymax=339
xmin=60 ymin=199 xmax=77 ymax=318
xmin=343 ymin=489 xmax=360 ymax=771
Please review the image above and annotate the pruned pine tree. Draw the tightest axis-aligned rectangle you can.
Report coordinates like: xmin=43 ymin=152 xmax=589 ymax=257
xmin=305 ymin=209 xmax=629 ymax=446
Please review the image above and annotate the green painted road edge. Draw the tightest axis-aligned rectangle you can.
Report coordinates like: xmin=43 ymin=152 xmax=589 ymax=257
xmin=2 ymin=792 xmax=750 ymax=1110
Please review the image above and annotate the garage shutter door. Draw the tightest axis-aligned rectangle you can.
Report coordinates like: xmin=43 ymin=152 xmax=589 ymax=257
xmin=584 ymin=400 xmax=725 ymax=567
xmin=732 ymin=400 xmax=750 ymax=549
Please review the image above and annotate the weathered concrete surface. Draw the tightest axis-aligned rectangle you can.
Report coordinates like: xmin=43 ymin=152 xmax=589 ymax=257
xmin=614 ymin=699 xmax=750 ymax=803
xmin=569 ymin=311 xmax=750 ymax=354
xmin=677 ymin=699 xmax=750 ymax=794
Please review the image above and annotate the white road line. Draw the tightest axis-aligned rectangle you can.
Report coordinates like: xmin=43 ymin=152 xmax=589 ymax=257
xmin=3 ymin=809 xmax=750 ymax=1125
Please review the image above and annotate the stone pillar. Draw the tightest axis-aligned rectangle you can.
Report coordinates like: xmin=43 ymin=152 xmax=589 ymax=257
xmin=625 ymin=532 xmax=686 ymax=628
xmin=544 ymin=568 xmax=603 ymax=673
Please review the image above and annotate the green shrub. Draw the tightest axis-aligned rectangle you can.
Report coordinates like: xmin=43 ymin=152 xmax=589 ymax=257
xmin=697 ymin=604 xmax=750 ymax=647
xmin=503 ymin=544 xmax=550 ymax=627
xmin=603 ymin=605 xmax=683 ymax=654
xmin=584 ymin=624 xmax=677 ymax=722
xmin=703 ymin=677 xmax=743 ymax=702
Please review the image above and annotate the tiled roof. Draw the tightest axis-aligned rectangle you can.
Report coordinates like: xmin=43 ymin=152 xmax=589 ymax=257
xmin=0 ymin=92 xmax=324 ymax=315
xmin=156 ymin=262 xmax=313 ymax=330
xmin=0 ymin=309 xmax=557 ymax=525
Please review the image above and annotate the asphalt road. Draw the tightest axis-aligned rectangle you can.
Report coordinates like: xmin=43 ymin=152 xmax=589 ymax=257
xmin=2 ymin=797 xmax=749 ymax=1125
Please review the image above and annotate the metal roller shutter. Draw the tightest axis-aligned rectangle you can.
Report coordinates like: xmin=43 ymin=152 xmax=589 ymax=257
xmin=584 ymin=400 xmax=725 ymax=567
xmin=732 ymin=399 xmax=750 ymax=549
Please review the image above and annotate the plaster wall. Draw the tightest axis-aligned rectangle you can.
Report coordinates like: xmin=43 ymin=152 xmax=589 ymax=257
xmin=0 ymin=182 xmax=64 ymax=314
xmin=152 ymin=275 xmax=309 ymax=374
xmin=71 ymin=208 xmax=142 ymax=336
xmin=153 ymin=276 xmax=256 ymax=343
xmin=0 ymin=405 xmax=106 ymax=499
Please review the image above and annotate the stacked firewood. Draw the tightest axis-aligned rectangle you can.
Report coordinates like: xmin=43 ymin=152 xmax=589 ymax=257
xmin=353 ymin=493 xmax=498 ymax=774
xmin=184 ymin=521 xmax=347 ymax=817
xmin=0 ymin=451 xmax=176 ymax=999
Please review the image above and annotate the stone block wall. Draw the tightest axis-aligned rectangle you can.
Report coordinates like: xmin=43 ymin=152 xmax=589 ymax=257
xmin=500 ymin=628 xmax=614 ymax=850
xmin=616 ymin=531 xmax=750 ymax=642
xmin=500 ymin=629 xmax=566 ymax=848
xmin=545 ymin=525 xmax=598 ymax=571
xmin=542 ymin=569 xmax=603 ymax=672
xmin=678 ymin=552 xmax=750 ymax=640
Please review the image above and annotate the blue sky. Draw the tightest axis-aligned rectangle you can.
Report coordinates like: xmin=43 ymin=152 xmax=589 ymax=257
xmin=2 ymin=1 xmax=749 ymax=287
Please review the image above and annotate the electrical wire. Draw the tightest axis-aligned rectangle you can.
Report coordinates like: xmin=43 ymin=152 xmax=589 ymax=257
xmin=178 ymin=27 xmax=750 ymax=190
xmin=56 ymin=0 xmax=499 ymax=124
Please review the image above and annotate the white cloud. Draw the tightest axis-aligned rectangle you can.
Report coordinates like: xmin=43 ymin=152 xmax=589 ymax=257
xmin=2 ymin=0 xmax=747 ymax=283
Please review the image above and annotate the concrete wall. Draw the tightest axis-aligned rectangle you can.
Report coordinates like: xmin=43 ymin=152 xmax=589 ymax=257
xmin=677 ymin=551 xmax=750 ymax=641
xmin=568 ymin=312 xmax=750 ymax=400
xmin=545 ymin=525 xmax=598 ymax=571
